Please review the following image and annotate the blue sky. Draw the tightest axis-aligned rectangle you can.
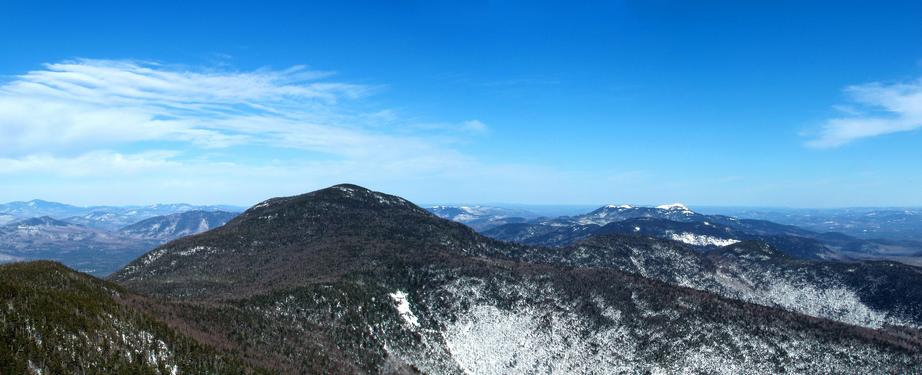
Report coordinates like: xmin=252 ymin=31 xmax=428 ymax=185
xmin=1 ymin=0 xmax=922 ymax=207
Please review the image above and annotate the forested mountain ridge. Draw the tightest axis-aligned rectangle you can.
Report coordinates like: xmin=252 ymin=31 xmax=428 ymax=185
xmin=106 ymin=184 xmax=922 ymax=373
xmin=0 ymin=261 xmax=264 ymax=374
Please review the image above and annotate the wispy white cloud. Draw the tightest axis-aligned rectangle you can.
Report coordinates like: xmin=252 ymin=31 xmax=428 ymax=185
xmin=0 ymin=151 xmax=654 ymax=206
xmin=0 ymin=151 xmax=182 ymax=177
xmin=0 ymin=59 xmax=502 ymax=199
xmin=808 ymin=77 xmax=922 ymax=148
xmin=0 ymin=59 xmax=652 ymax=205
xmin=0 ymin=59 xmax=390 ymax=157
xmin=460 ymin=120 xmax=489 ymax=133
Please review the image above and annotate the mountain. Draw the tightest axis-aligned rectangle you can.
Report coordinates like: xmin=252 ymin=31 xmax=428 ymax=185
xmin=706 ymin=207 xmax=922 ymax=242
xmin=0 ymin=199 xmax=86 ymax=218
xmin=594 ymin=217 xmax=838 ymax=259
xmin=426 ymin=205 xmax=536 ymax=231
xmin=0 ymin=211 xmax=235 ymax=276
xmin=482 ymin=204 xmax=780 ymax=249
xmin=64 ymin=204 xmax=243 ymax=231
xmin=503 ymin=234 xmax=922 ymax=330
xmin=0 ymin=261 xmax=263 ymax=374
xmin=0 ymin=199 xmax=243 ymax=231
xmin=63 ymin=211 xmax=137 ymax=231
xmin=0 ymin=217 xmax=158 ymax=276
xmin=10 ymin=216 xmax=76 ymax=228
xmin=113 ymin=184 xmax=497 ymax=299
xmin=482 ymin=203 xmax=922 ymax=263
xmin=106 ymin=185 xmax=921 ymax=373
xmin=574 ymin=203 xmax=698 ymax=225
xmin=119 ymin=210 xmax=239 ymax=242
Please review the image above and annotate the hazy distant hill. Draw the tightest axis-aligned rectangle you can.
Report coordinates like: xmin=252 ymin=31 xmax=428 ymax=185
xmin=0 ymin=199 xmax=242 ymax=231
xmin=481 ymin=203 xmax=922 ymax=265
xmin=426 ymin=205 xmax=535 ymax=231
xmin=0 ymin=211 xmax=238 ymax=276
xmin=0 ymin=200 xmax=85 ymax=219
xmin=119 ymin=210 xmax=238 ymax=242
xmin=699 ymin=207 xmax=922 ymax=242
xmin=0 ymin=217 xmax=158 ymax=276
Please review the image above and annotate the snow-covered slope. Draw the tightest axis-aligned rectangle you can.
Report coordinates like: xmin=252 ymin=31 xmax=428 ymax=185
xmin=668 ymin=232 xmax=740 ymax=246
xmin=510 ymin=235 xmax=922 ymax=330
xmin=118 ymin=210 xmax=238 ymax=242
xmin=109 ymin=185 xmax=922 ymax=373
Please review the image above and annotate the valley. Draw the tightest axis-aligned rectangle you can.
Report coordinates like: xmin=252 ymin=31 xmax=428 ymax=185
xmin=0 ymin=205 xmax=239 ymax=276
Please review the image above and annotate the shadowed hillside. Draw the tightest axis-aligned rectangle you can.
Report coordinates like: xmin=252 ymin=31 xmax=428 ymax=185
xmin=0 ymin=261 xmax=263 ymax=374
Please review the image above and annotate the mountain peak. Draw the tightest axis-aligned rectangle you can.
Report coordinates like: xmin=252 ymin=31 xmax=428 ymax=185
xmin=112 ymin=184 xmax=490 ymax=298
xmin=246 ymin=184 xmax=422 ymax=215
xmin=328 ymin=184 xmax=378 ymax=199
xmin=656 ymin=203 xmax=691 ymax=211
xmin=330 ymin=183 xmax=368 ymax=190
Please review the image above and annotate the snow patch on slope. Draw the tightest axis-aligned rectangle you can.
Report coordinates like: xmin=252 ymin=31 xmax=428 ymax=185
xmin=669 ymin=232 xmax=740 ymax=247
xmin=389 ymin=291 xmax=420 ymax=327
xmin=251 ymin=200 xmax=273 ymax=210
xmin=428 ymin=278 xmax=907 ymax=374
xmin=442 ymin=301 xmax=637 ymax=374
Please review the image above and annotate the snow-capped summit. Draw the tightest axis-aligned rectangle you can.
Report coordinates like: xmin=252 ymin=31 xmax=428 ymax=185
xmin=605 ymin=204 xmax=634 ymax=209
xmin=656 ymin=203 xmax=691 ymax=211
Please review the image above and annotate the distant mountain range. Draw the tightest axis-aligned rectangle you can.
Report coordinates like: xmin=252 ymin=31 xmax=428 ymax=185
xmin=0 ymin=216 xmax=157 ymax=276
xmin=704 ymin=207 xmax=922 ymax=242
xmin=0 ymin=199 xmax=243 ymax=231
xmin=426 ymin=205 xmax=537 ymax=231
xmin=426 ymin=203 xmax=922 ymax=267
xmin=0 ymin=209 xmax=239 ymax=275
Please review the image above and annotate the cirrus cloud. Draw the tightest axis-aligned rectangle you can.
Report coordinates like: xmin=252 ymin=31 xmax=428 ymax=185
xmin=0 ymin=59 xmax=651 ymax=206
xmin=808 ymin=77 xmax=922 ymax=148
xmin=0 ymin=59 xmax=398 ymax=156
xmin=0 ymin=59 xmax=521 ymax=204
xmin=0 ymin=59 xmax=492 ymax=162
